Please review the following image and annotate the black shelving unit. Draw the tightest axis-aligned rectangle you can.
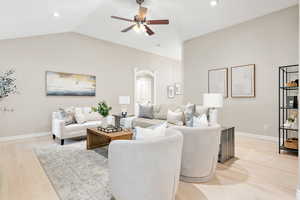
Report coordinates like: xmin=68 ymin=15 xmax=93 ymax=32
xmin=279 ymin=65 xmax=299 ymax=154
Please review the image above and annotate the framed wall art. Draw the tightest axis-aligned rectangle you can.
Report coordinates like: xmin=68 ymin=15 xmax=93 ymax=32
xmin=46 ymin=71 xmax=96 ymax=96
xmin=174 ymin=83 xmax=183 ymax=95
xmin=167 ymin=85 xmax=175 ymax=99
xmin=231 ymin=64 xmax=255 ymax=98
xmin=208 ymin=68 xmax=228 ymax=98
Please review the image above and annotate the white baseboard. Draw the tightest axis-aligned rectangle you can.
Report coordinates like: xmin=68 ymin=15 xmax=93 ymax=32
xmin=297 ymin=188 xmax=300 ymax=200
xmin=0 ymin=132 xmax=51 ymax=142
xmin=236 ymin=131 xmax=278 ymax=142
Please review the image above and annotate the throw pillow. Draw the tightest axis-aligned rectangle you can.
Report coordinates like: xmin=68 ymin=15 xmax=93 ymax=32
xmin=138 ymin=104 xmax=154 ymax=119
xmin=167 ymin=110 xmax=183 ymax=125
xmin=193 ymin=114 xmax=209 ymax=127
xmin=83 ymin=107 xmax=102 ymax=121
xmin=183 ymin=103 xmax=196 ymax=127
xmin=74 ymin=108 xmax=87 ymax=124
xmin=153 ymin=104 xmax=169 ymax=120
xmin=58 ymin=107 xmax=76 ymax=125
xmin=135 ymin=122 xmax=167 ymax=140
xmin=195 ymin=105 xmax=208 ymax=117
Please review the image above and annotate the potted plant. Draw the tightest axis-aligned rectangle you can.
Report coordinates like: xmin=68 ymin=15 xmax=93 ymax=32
xmin=0 ymin=69 xmax=17 ymax=99
xmin=284 ymin=117 xmax=295 ymax=128
xmin=92 ymin=101 xmax=112 ymax=128
xmin=0 ymin=69 xmax=17 ymax=112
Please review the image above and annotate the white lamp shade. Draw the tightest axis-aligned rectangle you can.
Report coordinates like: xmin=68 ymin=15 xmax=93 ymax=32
xmin=119 ymin=96 xmax=130 ymax=105
xmin=203 ymin=93 xmax=223 ymax=108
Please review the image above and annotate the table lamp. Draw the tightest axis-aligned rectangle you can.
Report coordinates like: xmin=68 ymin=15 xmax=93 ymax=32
xmin=203 ymin=93 xmax=223 ymax=125
xmin=119 ymin=96 xmax=130 ymax=117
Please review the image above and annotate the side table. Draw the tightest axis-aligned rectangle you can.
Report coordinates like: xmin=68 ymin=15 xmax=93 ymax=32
xmin=218 ymin=127 xmax=235 ymax=163
xmin=113 ymin=114 xmax=135 ymax=128
xmin=120 ymin=116 xmax=136 ymax=129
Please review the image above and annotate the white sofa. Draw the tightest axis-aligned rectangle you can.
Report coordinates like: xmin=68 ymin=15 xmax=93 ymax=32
xmin=52 ymin=111 xmax=105 ymax=145
xmin=132 ymin=103 xmax=208 ymax=128
xmin=170 ymin=125 xmax=221 ymax=183
xmin=109 ymin=129 xmax=183 ymax=200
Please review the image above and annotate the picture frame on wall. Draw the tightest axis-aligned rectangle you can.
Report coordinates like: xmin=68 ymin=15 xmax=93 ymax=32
xmin=231 ymin=64 xmax=256 ymax=98
xmin=46 ymin=71 xmax=96 ymax=96
xmin=174 ymin=83 xmax=183 ymax=95
xmin=208 ymin=68 xmax=228 ymax=98
xmin=167 ymin=85 xmax=175 ymax=99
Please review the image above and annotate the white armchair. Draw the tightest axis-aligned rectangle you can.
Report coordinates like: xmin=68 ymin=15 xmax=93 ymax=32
xmin=108 ymin=129 xmax=183 ymax=200
xmin=170 ymin=125 xmax=221 ymax=183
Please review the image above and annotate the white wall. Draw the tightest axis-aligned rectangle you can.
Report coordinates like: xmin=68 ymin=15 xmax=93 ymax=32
xmin=183 ymin=6 xmax=299 ymax=137
xmin=0 ymin=32 xmax=183 ymax=137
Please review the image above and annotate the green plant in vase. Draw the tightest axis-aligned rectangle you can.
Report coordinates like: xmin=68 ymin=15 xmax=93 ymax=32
xmin=288 ymin=118 xmax=295 ymax=123
xmin=92 ymin=101 xmax=112 ymax=128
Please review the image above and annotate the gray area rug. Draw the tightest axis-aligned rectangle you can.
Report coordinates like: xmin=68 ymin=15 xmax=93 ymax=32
xmin=35 ymin=141 xmax=112 ymax=200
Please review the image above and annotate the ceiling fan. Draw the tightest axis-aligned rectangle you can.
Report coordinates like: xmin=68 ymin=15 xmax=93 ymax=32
xmin=111 ymin=0 xmax=169 ymax=36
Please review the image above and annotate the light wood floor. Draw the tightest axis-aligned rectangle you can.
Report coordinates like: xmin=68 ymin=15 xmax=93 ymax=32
xmin=0 ymin=135 xmax=298 ymax=200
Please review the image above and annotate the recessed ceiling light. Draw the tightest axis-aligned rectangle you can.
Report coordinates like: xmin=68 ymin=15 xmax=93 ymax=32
xmin=210 ymin=0 xmax=219 ymax=7
xmin=53 ymin=12 xmax=60 ymax=18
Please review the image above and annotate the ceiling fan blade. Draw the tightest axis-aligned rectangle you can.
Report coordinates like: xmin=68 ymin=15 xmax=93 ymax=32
xmin=139 ymin=7 xmax=148 ymax=20
xmin=147 ymin=20 xmax=169 ymax=25
xmin=121 ymin=24 xmax=136 ymax=32
xmin=111 ymin=16 xmax=134 ymax=22
xmin=144 ymin=25 xmax=155 ymax=36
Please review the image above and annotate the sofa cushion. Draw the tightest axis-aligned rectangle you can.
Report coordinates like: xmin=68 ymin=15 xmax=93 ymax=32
xmin=153 ymin=104 xmax=168 ymax=120
xmin=73 ymin=107 xmax=102 ymax=124
xmin=58 ymin=107 xmax=76 ymax=125
xmin=183 ymin=103 xmax=196 ymax=127
xmin=82 ymin=107 xmax=102 ymax=121
xmin=132 ymin=118 xmax=165 ymax=128
xmin=74 ymin=108 xmax=87 ymax=124
xmin=135 ymin=123 xmax=167 ymax=140
xmin=193 ymin=114 xmax=209 ymax=127
xmin=195 ymin=105 xmax=208 ymax=117
xmin=64 ymin=121 xmax=102 ymax=133
xmin=138 ymin=104 xmax=154 ymax=119
xmin=153 ymin=104 xmax=182 ymax=120
xmin=167 ymin=110 xmax=184 ymax=125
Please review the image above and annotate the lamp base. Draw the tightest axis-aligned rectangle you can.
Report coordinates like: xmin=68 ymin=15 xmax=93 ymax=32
xmin=209 ymin=108 xmax=218 ymax=126
xmin=121 ymin=112 xmax=127 ymax=118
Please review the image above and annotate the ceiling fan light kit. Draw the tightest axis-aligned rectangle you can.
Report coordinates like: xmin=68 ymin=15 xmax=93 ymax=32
xmin=210 ymin=0 xmax=219 ymax=7
xmin=111 ymin=0 xmax=169 ymax=36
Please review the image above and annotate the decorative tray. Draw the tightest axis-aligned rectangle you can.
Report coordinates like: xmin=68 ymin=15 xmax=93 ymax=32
xmin=97 ymin=126 xmax=122 ymax=133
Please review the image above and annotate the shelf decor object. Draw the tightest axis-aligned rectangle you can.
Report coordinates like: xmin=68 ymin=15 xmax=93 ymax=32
xmin=208 ymin=68 xmax=228 ymax=98
xmin=46 ymin=71 xmax=96 ymax=96
xmin=231 ymin=64 xmax=255 ymax=98
xmin=278 ymin=64 xmax=299 ymax=154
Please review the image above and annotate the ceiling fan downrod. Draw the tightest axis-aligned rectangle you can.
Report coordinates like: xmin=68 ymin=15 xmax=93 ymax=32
xmin=136 ymin=0 xmax=144 ymax=6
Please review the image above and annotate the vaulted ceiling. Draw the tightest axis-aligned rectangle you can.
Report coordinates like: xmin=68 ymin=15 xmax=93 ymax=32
xmin=0 ymin=0 xmax=298 ymax=60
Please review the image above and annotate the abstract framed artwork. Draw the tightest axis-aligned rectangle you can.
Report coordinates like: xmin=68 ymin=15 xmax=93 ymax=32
xmin=46 ymin=71 xmax=96 ymax=96
xmin=167 ymin=85 xmax=175 ymax=99
xmin=208 ymin=68 xmax=228 ymax=98
xmin=231 ymin=64 xmax=255 ymax=98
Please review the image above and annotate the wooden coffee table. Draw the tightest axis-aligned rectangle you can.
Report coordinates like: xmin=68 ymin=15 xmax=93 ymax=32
xmin=86 ymin=128 xmax=133 ymax=150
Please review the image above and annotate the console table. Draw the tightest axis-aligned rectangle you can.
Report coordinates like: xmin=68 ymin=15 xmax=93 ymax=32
xmin=218 ymin=127 xmax=235 ymax=163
